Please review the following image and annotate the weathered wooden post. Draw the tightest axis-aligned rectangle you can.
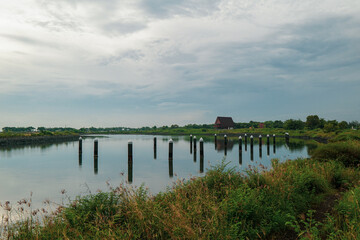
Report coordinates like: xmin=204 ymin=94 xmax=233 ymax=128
xmin=169 ymin=139 xmax=173 ymax=160
xmin=267 ymin=134 xmax=270 ymax=146
xmin=273 ymin=134 xmax=276 ymax=154
xmin=259 ymin=135 xmax=262 ymax=148
xmin=239 ymin=136 xmax=242 ymax=152
xmin=250 ymin=135 xmax=254 ymax=161
xmin=190 ymin=134 xmax=193 ymax=154
xmin=214 ymin=134 xmax=217 ymax=149
xmin=239 ymin=136 xmax=243 ymax=165
xmin=193 ymin=136 xmax=197 ymax=162
xmin=169 ymin=139 xmax=173 ymax=177
xmin=154 ymin=137 xmax=157 ymax=159
xmin=94 ymin=138 xmax=98 ymax=157
xmin=193 ymin=136 xmax=197 ymax=152
xmin=128 ymin=140 xmax=133 ymax=183
xmin=79 ymin=137 xmax=83 ymax=154
xmin=200 ymin=138 xmax=204 ymax=173
xmin=245 ymin=134 xmax=248 ymax=151
xmin=259 ymin=135 xmax=262 ymax=159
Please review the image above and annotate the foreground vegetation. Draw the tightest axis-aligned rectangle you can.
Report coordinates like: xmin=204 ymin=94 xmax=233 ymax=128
xmin=1 ymin=139 xmax=360 ymax=239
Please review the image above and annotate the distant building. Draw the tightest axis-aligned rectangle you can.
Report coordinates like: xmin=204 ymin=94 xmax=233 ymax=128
xmin=258 ymin=123 xmax=265 ymax=128
xmin=214 ymin=117 xmax=235 ymax=129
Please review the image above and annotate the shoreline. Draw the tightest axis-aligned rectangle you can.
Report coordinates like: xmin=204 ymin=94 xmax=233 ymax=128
xmin=0 ymin=134 xmax=80 ymax=147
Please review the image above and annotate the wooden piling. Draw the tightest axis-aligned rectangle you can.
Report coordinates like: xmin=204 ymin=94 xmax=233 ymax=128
xmin=79 ymin=137 xmax=82 ymax=154
xmin=200 ymin=138 xmax=204 ymax=173
xmin=153 ymin=137 xmax=157 ymax=159
xmin=169 ymin=139 xmax=173 ymax=160
xmin=94 ymin=138 xmax=98 ymax=157
xmin=239 ymin=136 xmax=242 ymax=152
xmin=128 ymin=140 xmax=133 ymax=183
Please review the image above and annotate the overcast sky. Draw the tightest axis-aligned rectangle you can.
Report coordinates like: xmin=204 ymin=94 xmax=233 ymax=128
xmin=0 ymin=0 xmax=359 ymax=128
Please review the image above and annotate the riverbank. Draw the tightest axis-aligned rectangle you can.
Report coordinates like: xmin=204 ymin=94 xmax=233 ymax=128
xmin=2 ymin=140 xmax=360 ymax=239
xmin=0 ymin=134 xmax=80 ymax=147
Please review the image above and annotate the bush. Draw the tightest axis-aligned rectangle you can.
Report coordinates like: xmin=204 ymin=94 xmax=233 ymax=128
xmin=311 ymin=141 xmax=360 ymax=167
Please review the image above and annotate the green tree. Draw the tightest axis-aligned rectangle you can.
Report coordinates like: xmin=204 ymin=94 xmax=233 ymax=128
xmin=284 ymin=119 xmax=305 ymax=130
xmin=338 ymin=121 xmax=349 ymax=129
xmin=306 ymin=115 xmax=320 ymax=129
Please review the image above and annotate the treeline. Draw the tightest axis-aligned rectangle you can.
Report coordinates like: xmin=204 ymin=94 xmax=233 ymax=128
xmin=1 ymin=115 xmax=359 ymax=133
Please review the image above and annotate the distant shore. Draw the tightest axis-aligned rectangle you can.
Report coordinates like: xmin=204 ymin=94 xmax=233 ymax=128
xmin=0 ymin=134 xmax=80 ymax=147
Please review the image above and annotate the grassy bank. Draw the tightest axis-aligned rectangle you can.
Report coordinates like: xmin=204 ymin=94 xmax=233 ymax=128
xmin=2 ymin=139 xmax=360 ymax=239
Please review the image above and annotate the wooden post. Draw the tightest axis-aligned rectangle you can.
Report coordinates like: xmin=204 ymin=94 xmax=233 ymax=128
xmin=259 ymin=135 xmax=262 ymax=148
xmin=169 ymin=139 xmax=173 ymax=177
xmin=200 ymin=138 xmax=204 ymax=173
xmin=190 ymin=135 xmax=193 ymax=154
xmin=214 ymin=134 xmax=217 ymax=149
xmin=79 ymin=137 xmax=83 ymax=154
xmin=193 ymin=136 xmax=197 ymax=152
xmin=259 ymin=135 xmax=262 ymax=159
xmin=273 ymin=134 xmax=276 ymax=154
xmin=239 ymin=136 xmax=242 ymax=152
xmin=128 ymin=140 xmax=133 ymax=183
xmin=224 ymin=134 xmax=227 ymax=146
xmin=245 ymin=134 xmax=248 ymax=151
xmin=250 ymin=135 xmax=254 ymax=161
xmin=267 ymin=134 xmax=270 ymax=145
xmin=153 ymin=137 xmax=157 ymax=159
xmin=169 ymin=139 xmax=173 ymax=160
xmin=94 ymin=138 xmax=98 ymax=157
xmin=285 ymin=132 xmax=290 ymax=144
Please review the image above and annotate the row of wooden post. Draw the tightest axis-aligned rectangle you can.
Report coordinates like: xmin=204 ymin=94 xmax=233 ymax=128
xmin=78 ymin=133 xmax=288 ymax=180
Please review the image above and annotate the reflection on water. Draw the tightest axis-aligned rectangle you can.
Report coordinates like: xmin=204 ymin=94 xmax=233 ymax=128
xmin=0 ymin=134 xmax=317 ymax=217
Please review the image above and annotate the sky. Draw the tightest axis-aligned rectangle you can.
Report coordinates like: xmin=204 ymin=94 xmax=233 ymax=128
xmin=0 ymin=0 xmax=359 ymax=128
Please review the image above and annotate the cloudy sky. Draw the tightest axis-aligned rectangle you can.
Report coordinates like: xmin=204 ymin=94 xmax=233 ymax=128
xmin=0 ymin=0 xmax=359 ymax=128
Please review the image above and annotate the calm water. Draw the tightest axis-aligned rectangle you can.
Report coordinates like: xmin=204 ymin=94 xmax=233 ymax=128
xmin=0 ymin=134 xmax=316 ymax=215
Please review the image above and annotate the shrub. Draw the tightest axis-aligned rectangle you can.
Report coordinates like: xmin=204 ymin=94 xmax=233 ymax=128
xmin=311 ymin=141 xmax=360 ymax=167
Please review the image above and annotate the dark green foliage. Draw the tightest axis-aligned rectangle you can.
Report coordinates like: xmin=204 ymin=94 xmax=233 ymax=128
xmin=306 ymin=115 xmax=321 ymax=129
xmin=284 ymin=119 xmax=305 ymax=130
xmin=311 ymin=141 xmax=360 ymax=167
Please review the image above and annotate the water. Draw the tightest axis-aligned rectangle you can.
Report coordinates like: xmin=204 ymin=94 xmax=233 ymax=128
xmin=0 ymin=134 xmax=316 ymax=216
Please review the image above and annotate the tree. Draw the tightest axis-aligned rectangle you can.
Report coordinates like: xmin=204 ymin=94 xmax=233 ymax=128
xmin=306 ymin=115 xmax=320 ymax=129
xmin=338 ymin=121 xmax=349 ymax=129
xmin=284 ymin=119 xmax=305 ymax=130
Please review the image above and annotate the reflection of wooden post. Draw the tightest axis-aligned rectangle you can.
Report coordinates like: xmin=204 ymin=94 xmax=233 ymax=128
xmin=94 ymin=138 xmax=99 ymax=157
xmin=79 ymin=137 xmax=83 ymax=154
xmin=79 ymin=154 xmax=82 ymax=166
xmin=200 ymin=138 xmax=204 ymax=173
xmin=94 ymin=156 xmax=98 ymax=174
xmin=128 ymin=141 xmax=133 ymax=183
